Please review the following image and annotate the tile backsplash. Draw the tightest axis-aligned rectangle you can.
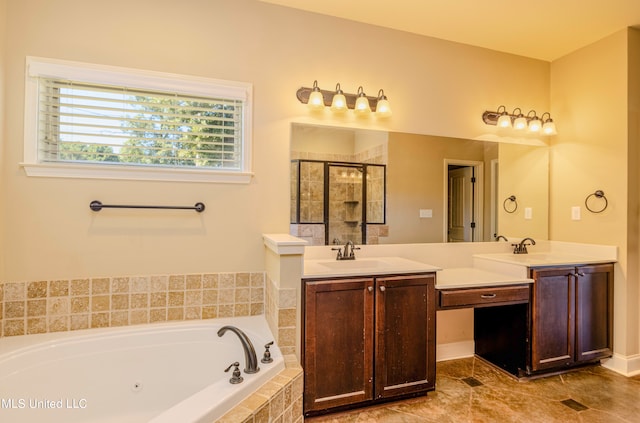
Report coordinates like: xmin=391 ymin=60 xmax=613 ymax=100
xmin=0 ymin=272 xmax=265 ymax=337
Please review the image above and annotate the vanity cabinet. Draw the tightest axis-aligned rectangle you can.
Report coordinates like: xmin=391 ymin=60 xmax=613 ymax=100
xmin=530 ymin=263 xmax=613 ymax=372
xmin=302 ymin=273 xmax=436 ymax=415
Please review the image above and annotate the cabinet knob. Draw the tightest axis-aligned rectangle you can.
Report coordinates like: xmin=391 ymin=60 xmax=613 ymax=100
xmin=573 ymin=272 xmax=585 ymax=278
xmin=368 ymin=286 xmax=373 ymax=292
xmin=380 ymin=286 xmax=386 ymax=292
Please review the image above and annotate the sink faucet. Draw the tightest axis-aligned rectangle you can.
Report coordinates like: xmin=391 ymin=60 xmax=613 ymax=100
xmin=495 ymin=235 xmax=509 ymax=242
xmin=512 ymin=237 xmax=536 ymax=254
xmin=332 ymin=240 xmax=360 ymax=260
xmin=217 ymin=326 xmax=260 ymax=374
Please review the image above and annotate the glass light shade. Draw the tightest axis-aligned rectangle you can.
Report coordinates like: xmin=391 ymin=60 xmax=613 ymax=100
xmin=354 ymin=96 xmax=371 ymax=115
xmin=496 ymin=114 xmax=511 ymax=128
xmin=528 ymin=118 xmax=542 ymax=132
xmin=307 ymin=90 xmax=325 ymax=110
xmin=376 ymin=98 xmax=392 ymax=117
xmin=513 ymin=116 xmax=527 ymax=130
xmin=543 ymin=120 xmax=557 ymax=135
xmin=330 ymin=93 xmax=347 ymax=112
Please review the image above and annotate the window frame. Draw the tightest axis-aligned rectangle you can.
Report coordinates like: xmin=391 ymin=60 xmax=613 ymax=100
xmin=22 ymin=57 xmax=253 ymax=183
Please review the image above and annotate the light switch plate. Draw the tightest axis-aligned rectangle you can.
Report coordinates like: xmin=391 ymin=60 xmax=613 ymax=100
xmin=419 ymin=209 xmax=433 ymax=218
xmin=524 ymin=207 xmax=532 ymax=220
xmin=571 ymin=206 xmax=581 ymax=220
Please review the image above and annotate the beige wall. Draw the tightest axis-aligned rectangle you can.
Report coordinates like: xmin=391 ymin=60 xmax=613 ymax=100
xmin=550 ymin=28 xmax=639 ymax=357
xmin=0 ymin=0 xmax=6 ymax=280
xmin=1 ymin=0 xmax=549 ymax=281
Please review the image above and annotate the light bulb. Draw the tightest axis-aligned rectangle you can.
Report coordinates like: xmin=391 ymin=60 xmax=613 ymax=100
xmin=354 ymin=86 xmax=371 ymax=115
xmin=497 ymin=114 xmax=512 ymax=128
xmin=514 ymin=116 xmax=527 ymax=130
xmin=330 ymin=83 xmax=347 ymax=113
xmin=528 ymin=118 xmax=542 ymax=132
xmin=375 ymin=89 xmax=392 ymax=117
xmin=543 ymin=120 xmax=557 ymax=135
xmin=307 ymin=84 xmax=324 ymax=110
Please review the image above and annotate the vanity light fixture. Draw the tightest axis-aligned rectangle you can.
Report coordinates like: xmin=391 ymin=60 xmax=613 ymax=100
xmin=482 ymin=106 xmax=557 ymax=135
xmin=296 ymin=81 xmax=392 ymax=117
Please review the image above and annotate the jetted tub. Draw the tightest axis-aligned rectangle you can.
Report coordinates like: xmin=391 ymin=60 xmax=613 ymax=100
xmin=0 ymin=315 xmax=284 ymax=423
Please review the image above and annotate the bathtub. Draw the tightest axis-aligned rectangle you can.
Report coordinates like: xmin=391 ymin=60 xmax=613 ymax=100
xmin=0 ymin=315 xmax=284 ymax=423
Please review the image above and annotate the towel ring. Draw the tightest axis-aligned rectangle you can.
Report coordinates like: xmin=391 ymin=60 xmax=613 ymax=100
xmin=503 ymin=195 xmax=518 ymax=213
xmin=585 ymin=190 xmax=608 ymax=213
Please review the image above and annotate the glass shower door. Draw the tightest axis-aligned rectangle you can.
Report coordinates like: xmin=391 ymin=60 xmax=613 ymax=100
xmin=327 ymin=164 xmax=363 ymax=245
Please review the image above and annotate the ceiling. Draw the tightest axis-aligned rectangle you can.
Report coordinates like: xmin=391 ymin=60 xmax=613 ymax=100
xmin=259 ymin=0 xmax=640 ymax=61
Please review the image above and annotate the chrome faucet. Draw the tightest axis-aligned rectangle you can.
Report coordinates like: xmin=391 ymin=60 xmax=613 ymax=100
xmin=512 ymin=237 xmax=536 ymax=254
xmin=332 ymin=240 xmax=360 ymax=260
xmin=217 ymin=326 xmax=260 ymax=374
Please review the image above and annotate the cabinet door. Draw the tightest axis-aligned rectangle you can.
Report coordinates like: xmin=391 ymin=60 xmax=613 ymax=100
xmin=303 ymin=278 xmax=374 ymax=413
xmin=374 ymin=274 xmax=436 ymax=399
xmin=575 ymin=264 xmax=614 ymax=363
xmin=531 ymin=267 xmax=575 ymax=371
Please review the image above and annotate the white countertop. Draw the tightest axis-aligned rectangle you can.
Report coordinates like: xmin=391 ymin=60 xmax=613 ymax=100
xmin=473 ymin=252 xmax=616 ymax=267
xmin=303 ymin=256 xmax=441 ymax=278
xmin=436 ymin=267 xmax=533 ymax=290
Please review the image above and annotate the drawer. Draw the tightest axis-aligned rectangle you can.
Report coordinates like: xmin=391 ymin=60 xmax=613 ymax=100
xmin=439 ymin=285 xmax=530 ymax=309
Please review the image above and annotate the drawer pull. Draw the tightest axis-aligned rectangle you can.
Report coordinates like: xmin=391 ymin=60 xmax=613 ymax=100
xmin=368 ymin=286 xmax=373 ymax=292
xmin=480 ymin=294 xmax=497 ymax=299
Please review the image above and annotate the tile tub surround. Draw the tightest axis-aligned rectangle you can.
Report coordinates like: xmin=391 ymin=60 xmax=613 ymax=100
xmin=0 ymin=272 xmax=266 ymax=337
xmin=265 ymin=275 xmax=297 ymax=356
xmin=217 ymin=355 xmax=303 ymax=423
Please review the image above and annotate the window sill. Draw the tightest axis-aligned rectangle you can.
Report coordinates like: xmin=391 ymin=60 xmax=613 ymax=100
xmin=21 ymin=162 xmax=253 ymax=184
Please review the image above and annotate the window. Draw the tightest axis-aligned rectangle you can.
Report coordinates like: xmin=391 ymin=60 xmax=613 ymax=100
xmin=23 ymin=57 xmax=253 ymax=183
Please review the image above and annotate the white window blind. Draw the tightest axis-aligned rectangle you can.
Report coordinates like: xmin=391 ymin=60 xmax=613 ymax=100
xmin=38 ymin=79 xmax=244 ymax=170
xmin=23 ymin=57 xmax=253 ymax=183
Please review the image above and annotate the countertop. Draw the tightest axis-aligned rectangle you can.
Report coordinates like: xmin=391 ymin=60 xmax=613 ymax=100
xmin=473 ymin=252 xmax=616 ymax=267
xmin=436 ymin=267 xmax=533 ymax=290
xmin=303 ymin=256 xmax=441 ymax=279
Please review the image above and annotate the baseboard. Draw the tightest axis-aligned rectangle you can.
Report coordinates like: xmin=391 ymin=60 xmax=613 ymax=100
xmin=436 ymin=340 xmax=475 ymax=362
xmin=602 ymin=353 xmax=640 ymax=377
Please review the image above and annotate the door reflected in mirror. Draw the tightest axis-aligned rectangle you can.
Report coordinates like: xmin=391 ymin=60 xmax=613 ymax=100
xmin=290 ymin=123 xmax=549 ymax=245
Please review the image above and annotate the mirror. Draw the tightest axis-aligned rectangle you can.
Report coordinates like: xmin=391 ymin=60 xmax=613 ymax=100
xmin=290 ymin=123 xmax=549 ymax=245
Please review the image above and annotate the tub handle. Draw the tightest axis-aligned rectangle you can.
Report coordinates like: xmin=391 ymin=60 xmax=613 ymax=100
xmin=261 ymin=341 xmax=274 ymax=364
xmin=224 ymin=362 xmax=244 ymax=384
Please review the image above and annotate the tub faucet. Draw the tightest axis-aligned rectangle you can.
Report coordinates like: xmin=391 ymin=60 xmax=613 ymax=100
xmin=217 ymin=326 xmax=260 ymax=374
xmin=495 ymin=235 xmax=508 ymax=242
xmin=512 ymin=237 xmax=536 ymax=254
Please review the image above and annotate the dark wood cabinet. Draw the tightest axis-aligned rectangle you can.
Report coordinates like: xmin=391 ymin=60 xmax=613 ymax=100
xmin=530 ymin=263 xmax=613 ymax=373
xmin=303 ymin=273 xmax=435 ymax=415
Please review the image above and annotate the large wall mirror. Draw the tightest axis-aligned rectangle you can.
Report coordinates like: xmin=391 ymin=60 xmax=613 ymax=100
xmin=290 ymin=123 xmax=549 ymax=245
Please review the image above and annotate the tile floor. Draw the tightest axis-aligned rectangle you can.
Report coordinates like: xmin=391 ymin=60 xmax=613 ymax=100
xmin=306 ymin=357 xmax=640 ymax=422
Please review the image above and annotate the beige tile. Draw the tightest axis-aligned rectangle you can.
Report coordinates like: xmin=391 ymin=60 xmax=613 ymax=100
xmin=219 ymin=289 xmax=235 ymax=304
xmin=254 ymin=403 xmax=271 ymax=423
xmin=27 ymin=281 xmax=47 ymax=299
xmin=235 ymin=287 xmax=250 ymax=303
xmin=70 ymin=279 xmax=90 ymax=296
xmin=186 ymin=274 xmax=202 ymax=290
xmin=236 ymin=273 xmax=250 ymax=287
xmin=150 ymin=308 xmax=167 ymax=322
xmin=130 ymin=293 xmax=149 ymax=309
xmin=130 ymin=276 xmax=149 ymax=293
xmin=5 ymin=301 xmax=25 ymax=318
xmin=220 ymin=273 xmax=235 ymax=289
xmin=111 ymin=277 xmax=130 ymax=293
xmin=185 ymin=306 xmax=201 ymax=320
xmin=169 ymin=275 xmax=186 ymax=291
xmin=278 ymin=309 xmax=297 ymax=328
xmin=91 ymin=313 xmax=109 ymax=328
xmin=202 ymin=306 xmax=218 ymax=319
xmin=251 ymin=288 xmax=265 ymax=303
xmin=251 ymin=272 xmax=265 ymax=288
xmin=270 ymin=389 xmax=285 ymax=419
xmin=185 ymin=290 xmax=202 ymax=306
xmin=278 ymin=289 xmax=297 ymax=308
xmin=111 ymin=311 xmax=129 ymax=327
xmin=91 ymin=278 xmax=110 ymax=295
xmin=70 ymin=297 xmax=90 ymax=314
xmin=70 ymin=314 xmax=89 ymax=331
xmin=48 ymin=315 xmax=69 ymax=332
xmin=150 ymin=292 xmax=167 ymax=308
xmin=168 ymin=307 xmax=184 ymax=321
xmin=49 ymin=280 xmax=69 ymax=297
xmin=91 ymin=295 xmax=110 ymax=312
xmin=130 ymin=309 xmax=149 ymax=325
xmin=218 ymin=304 xmax=234 ymax=318
xmin=150 ymin=275 xmax=168 ymax=292
xmin=251 ymin=303 xmax=264 ymax=316
xmin=278 ymin=328 xmax=296 ymax=347
xmin=27 ymin=318 xmax=47 ymax=334
xmin=234 ymin=303 xmax=250 ymax=317
xmin=4 ymin=282 xmax=26 ymax=301
xmin=203 ymin=289 xmax=218 ymax=305
xmin=203 ymin=273 xmax=219 ymax=289
xmin=110 ymin=294 xmax=129 ymax=310
xmin=48 ymin=297 xmax=70 ymax=315
xmin=217 ymin=405 xmax=253 ymax=423
xmin=3 ymin=319 xmax=25 ymax=336
xmin=168 ymin=291 xmax=184 ymax=307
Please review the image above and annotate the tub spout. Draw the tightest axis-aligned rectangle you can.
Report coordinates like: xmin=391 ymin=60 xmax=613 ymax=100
xmin=217 ymin=326 xmax=260 ymax=374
